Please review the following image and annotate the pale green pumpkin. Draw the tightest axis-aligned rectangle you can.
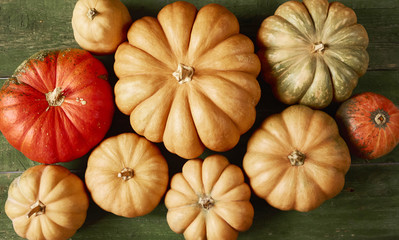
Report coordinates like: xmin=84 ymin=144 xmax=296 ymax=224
xmin=257 ymin=0 xmax=369 ymax=108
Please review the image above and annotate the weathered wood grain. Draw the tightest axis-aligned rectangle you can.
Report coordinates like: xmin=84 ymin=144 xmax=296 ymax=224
xmin=0 ymin=0 xmax=398 ymax=239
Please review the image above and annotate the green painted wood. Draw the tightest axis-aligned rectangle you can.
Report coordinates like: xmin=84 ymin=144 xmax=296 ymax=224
xmin=0 ymin=0 xmax=399 ymax=239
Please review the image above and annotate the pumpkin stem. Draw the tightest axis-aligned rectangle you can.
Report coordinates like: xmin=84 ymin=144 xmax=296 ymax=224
xmin=312 ymin=42 xmax=325 ymax=53
xmin=27 ymin=200 xmax=46 ymax=218
xmin=118 ymin=167 xmax=134 ymax=181
xmin=87 ymin=8 xmax=99 ymax=20
xmin=173 ymin=63 xmax=194 ymax=84
xmin=288 ymin=150 xmax=306 ymax=166
xmin=198 ymin=194 xmax=215 ymax=210
xmin=45 ymin=87 xmax=65 ymax=110
xmin=371 ymin=109 xmax=390 ymax=128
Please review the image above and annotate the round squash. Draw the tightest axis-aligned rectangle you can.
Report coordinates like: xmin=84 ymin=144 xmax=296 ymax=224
xmin=165 ymin=154 xmax=254 ymax=240
xmin=0 ymin=48 xmax=114 ymax=164
xmin=72 ymin=0 xmax=132 ymax=55
xmin=5 ymin=165 xmax=89 ymax=240
xmin=336 ymin=92 xmax=399 ymax=159
xmin=243 ymin=105 xmax=351 ymax=212
xmin=85 ymin=133 xmax=169 ymax=218
xmin=114 ymin=1 xmax=261 ymax=159
xmin=257 ymin=0 xmax=369 ymax=108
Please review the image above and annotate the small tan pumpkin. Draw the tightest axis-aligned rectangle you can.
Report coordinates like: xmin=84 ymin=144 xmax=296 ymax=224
xmin=5 ymin=165 xmax=89 ymax=240
xmin=165 ymin=154 xmax=254 ymax=240
xmin=72 ymin=0 xmax=132 ymax=55
xmin=114 ymin=1 xmax=261 ymax=159
xmin=243 ymin=105 xmax=351 ymax=212
xmin=85 ymin=133 xmax=169 ymax=218
xmin=257 ymin=0 xmax=369 ymax=108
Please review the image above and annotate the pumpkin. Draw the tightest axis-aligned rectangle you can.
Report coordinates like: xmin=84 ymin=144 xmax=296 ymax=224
xmin=336 ymin=92 xmax=399 ymax=159
xmin=114 ymin=1 xmax=261 ymax=159
xmin=72 ymin=0 xmax=132 ymax=55
xmin=257 ymin=0 xmax=369 ymax=108
xmin=5 ymin=165 xmax=89 ymax=240
xmin=0 ymin=48 xmax=114 ymax=164
xmin=243 ymin=105 xmax=351 ymax=212
xmin=165 ymin=154 xmax=254 ymax=240
xmin=85 ymin=132 xmax=169 ymax=217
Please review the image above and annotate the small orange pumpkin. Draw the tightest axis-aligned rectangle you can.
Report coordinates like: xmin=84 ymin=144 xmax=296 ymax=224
xmin=165 ymin=155 xmax=254 ymax=239
xmin=85 ymin=133 xmax=169 ymax=218
xmin=243 ymin=105 xmax=351 ymax=212
xmin=5 ymin=165 xmax=89 ymax=240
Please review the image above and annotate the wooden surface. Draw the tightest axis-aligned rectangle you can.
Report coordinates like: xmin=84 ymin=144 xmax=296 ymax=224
xmin=0 ymin=0 xmax=398 ymax=239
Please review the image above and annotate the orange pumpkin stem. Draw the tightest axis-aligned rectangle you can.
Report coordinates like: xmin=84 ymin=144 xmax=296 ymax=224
xmin=198 ymin=194 xmax=215 ymax=210
xmin=27 ymin=200 xmax=46 ymax=218
xmin=288 ymin=150 xmax=306 ymax=166
xmin=172 ymin=63 xmax=194 ymax=84
xmin=118 ymin=167 xmax=134 ymax=181
xmin=87 ymin=8 xmax=99 ymax=20
xmin=45 ymin=87 xmax=65 ymax=110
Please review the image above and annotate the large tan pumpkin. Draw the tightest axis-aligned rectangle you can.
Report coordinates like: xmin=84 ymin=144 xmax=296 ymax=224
xmin=5 ymin=165 xmax=89 ymax=240
xmin=257 ymin=0 xmax=369 ymax=108
xmin=165 ymin=155 xmax=254 ymax=240
xmin=243 ymin=105 xmax=351 ymax=212
xmin=85 ymin=133 xmax=169 ymax=218
xmin=114 ymin=1 xmax=261 ymax=159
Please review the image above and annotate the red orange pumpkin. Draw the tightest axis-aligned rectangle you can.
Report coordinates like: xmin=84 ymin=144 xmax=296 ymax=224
xmin=336 ymin=92 xmax=399 ymax=159
xmin=0 ymin=49 xmax=114 ymax=164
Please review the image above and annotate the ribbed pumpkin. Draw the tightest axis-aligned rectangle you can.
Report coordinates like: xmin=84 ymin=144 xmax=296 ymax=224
xmin=114 ymin=1 xmax=261 ymax=159
xmin=5 ymin=165 xmax=89 ymax=240
xmin=243 ymin=105 xmax=351 ymax=212
xmin=257 ymin=0 xmax=369 ymax=108
xmin=336 ymin=92 xmax=399 ymax=159
xmin=72 ymin=0 xmax=132 ymax=55
xmin=85 ymin=133 xmax=169 ymax=218
xmin=0 ymin=48 xmax=114 ymax=164
xmin=165 ymin=155 xmax=254 ymax=240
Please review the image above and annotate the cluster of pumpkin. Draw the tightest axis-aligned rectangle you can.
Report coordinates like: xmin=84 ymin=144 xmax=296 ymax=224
xmin=1 ymin=0 xmax=398 ymax=239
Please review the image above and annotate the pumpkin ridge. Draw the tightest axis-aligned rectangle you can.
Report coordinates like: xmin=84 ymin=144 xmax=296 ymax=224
xmin=189 ymin=86 xmax=240 ymax=137
xmin=191 ymin=74 xmax=255 ymax=133
xmin=187 ymin=4 xmax=239 ymax=60
xmin=39 ymin=214 xmax=73 ymax=239
xmin=42 ymin=211 xmax=81 ymax=231
xmin=273 ymin=55 xmax=315 ymax=103
xmin=297 ymin=168 xmax=328 ymax=207
xmin=323 ymin=49 xmax=362 ymax=79
xmin=268 ymin=168 xmax=298 ymax=209
xmin=255 ymin=123 xmax=287 ymax=155
xmin=272 ymin=15 xmax=313 ymax=45
xmin=207 ymin=71 xmax=260 ymax=104
xmin=58 ymin=57 xmax=103 ymax=93
xmin=209 ymin=165 xmax=243 ymax=198
xmin=129 ymin=84 xmax=175 ymax=141
xmin=52 ymin=107 xmax=90 ymax=160
xmin=252 ymin=164 xmax=288 ymax=197
xmin=39 ymin=171 xmax=74 ymax=204
xmin=170 ymin=175 xmax=198 ymax=201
